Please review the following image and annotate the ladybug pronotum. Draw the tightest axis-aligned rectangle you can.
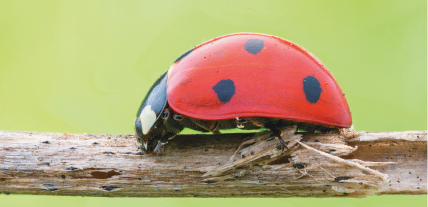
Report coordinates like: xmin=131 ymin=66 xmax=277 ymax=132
xmin=135 ymin=33 xmax=352 ymax=154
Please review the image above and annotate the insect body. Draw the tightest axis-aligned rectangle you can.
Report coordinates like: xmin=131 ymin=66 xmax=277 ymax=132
xmin=135 ymin=33 xmax=352 ymax=154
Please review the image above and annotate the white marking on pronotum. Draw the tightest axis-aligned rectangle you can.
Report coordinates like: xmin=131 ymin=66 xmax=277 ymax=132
xmin=139 ymin=105 xmax=157 ymax=135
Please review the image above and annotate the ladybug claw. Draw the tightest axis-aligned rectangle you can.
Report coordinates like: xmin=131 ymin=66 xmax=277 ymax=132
xmin=278 ymin=138 xmax=289 ymax=151
xmin=139 ymin=145 xmax=148 ymax=155
xmin=270 ymin=127 xmax=289 ymax=151
xmin=154 ymin=140 xmax=168 ymax=154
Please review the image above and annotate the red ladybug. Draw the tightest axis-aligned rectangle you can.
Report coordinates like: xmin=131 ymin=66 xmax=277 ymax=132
xmin=135 ymin=33 xmax=352 ymax=154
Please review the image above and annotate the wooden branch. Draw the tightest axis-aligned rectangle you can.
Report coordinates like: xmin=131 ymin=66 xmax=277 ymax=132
xmin=0 ymin=128 xmax=426 ymax=197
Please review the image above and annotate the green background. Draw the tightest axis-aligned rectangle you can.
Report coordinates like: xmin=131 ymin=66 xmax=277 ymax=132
xmin=0 ymin=0 xmax=426 ymax=206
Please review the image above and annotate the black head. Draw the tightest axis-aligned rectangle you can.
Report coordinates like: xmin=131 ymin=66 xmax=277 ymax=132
xmin=135 ymin=71 xmax=184 ymax=153
xmin=135 ymin=72 xmax=168 ymax=142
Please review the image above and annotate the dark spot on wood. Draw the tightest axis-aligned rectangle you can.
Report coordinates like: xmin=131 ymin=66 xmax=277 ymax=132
xmin=314 ymin=139 xmax=320 ymax=142
xmin=92 ymin=142 xmax=99 ymax=145
xmin=359 ymin=182 xmax=363 ymax=185
xmin=136 ymin=152 xmax=144 ymax=155
xmin=42 ymin=141 xmax=50 ymax=144
xmin=67 ymin=167 xmax=78 ymax=171
xmin=257 ymin=180 xmax=264 ymax=184
xmin=266 ymin=135 xmax=275 ymax=141
xmin=0 ymin=178 xmax=5 ymax=182
xmin=38 ymin=162 xmax=50 ymax=166
xmin=42 ymin=183 xmax=58 ymax=191
xmin=335 ymin=176 xmax=350 ymax=182
xmin=61 ymin=175 xmax=66 ymax=179
xmin=101 ymin=186 xmax=119 ymax=191
xmin=343 ymin=193 xmax=350 ymax=195
xmin=327 ymin=149 xmax=336 ymax=153
xmin=70 ymin=147 xmax=77 ymax=150
xmin=138 ymin=178 xmax=142 ymax=180
xmin=276 ymin=144 xmax=282 ymax=150
xmin=183 ymin=166 xmax=187 ymax=170
xmin=104 ymin=152 xmax=115 ymax=155
xmin=204 ymin=180 xmax=215 ymax=184
xmin=233 ymin=173 xmax=240 ymax=179
xmin=293 ymin=163 xmax=306 ymax=169
xmin=91 ymin=170 xmax=121 ymax=179
xmin=124 ymin=152 xmax=132 ymax=155
xmin=269 ymin=155 xmax=291 ymax=165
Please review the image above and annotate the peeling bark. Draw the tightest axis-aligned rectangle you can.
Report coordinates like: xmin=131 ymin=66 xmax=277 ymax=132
xmin=0 ymin=129 xmax=426 ymax=197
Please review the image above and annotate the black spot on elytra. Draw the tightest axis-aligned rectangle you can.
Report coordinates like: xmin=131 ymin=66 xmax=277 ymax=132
xmin=303 ymin=75 xmax=322 ymax=103
xmin=174 ymin=48 xmax=194 ymax=63
xmin=212 ymin=79 xmax=235 ymax=103
xmin=244 ymin=39 xmax=264 ymax=54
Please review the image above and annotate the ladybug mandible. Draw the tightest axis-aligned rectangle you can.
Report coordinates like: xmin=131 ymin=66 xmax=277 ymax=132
xmin=135 ymin=33 xmax=352 ymax=154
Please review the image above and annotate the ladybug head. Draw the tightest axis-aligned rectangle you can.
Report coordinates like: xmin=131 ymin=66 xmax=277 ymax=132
xmin=134 ymin=112 xmax=164 ymax=150
xmin=135 ymin=106 xmax=183 ymax=152
xmin=134 ymin=72 xmax=183 ymax=153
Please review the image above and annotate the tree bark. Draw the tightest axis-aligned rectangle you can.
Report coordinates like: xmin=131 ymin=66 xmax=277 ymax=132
xmin=0 ymin=127 xmax=426 ymax=197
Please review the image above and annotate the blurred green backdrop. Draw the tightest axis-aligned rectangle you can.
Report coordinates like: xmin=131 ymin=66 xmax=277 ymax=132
xmin=0 ymin=0 xmax=426 ymax=206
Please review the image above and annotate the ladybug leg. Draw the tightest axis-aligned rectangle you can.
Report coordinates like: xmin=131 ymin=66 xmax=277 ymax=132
xmin=210 ymin=121 xmax=220 ymax=133
xmin=270 ymin=127 xmax=289 ymax=150
xmin=187 ymin=118 xmax=220 ymax=133
xmin=138 ymin=140 xmax=149 ymax=155
xmin=136 ymin=137 xmax=149 ymax=155
xmin=153 ymin=134 xmax=176 ymax=154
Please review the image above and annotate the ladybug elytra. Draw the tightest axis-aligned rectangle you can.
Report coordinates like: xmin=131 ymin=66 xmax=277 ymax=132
xmin=135 ymin=33 xmax=352 ymax=154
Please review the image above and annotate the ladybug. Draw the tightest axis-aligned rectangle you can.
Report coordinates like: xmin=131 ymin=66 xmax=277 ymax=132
xmin=135 ymin=33 xmax=352 ymax=154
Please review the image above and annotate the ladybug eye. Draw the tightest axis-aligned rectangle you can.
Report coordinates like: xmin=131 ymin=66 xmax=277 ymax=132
xmin=174 ymin=114 xmax=183 ymax=121
xmin=162 ymin=110 xmax=169 ymax=119
xmin=236 ymin=118 xmax=248 ymax=123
